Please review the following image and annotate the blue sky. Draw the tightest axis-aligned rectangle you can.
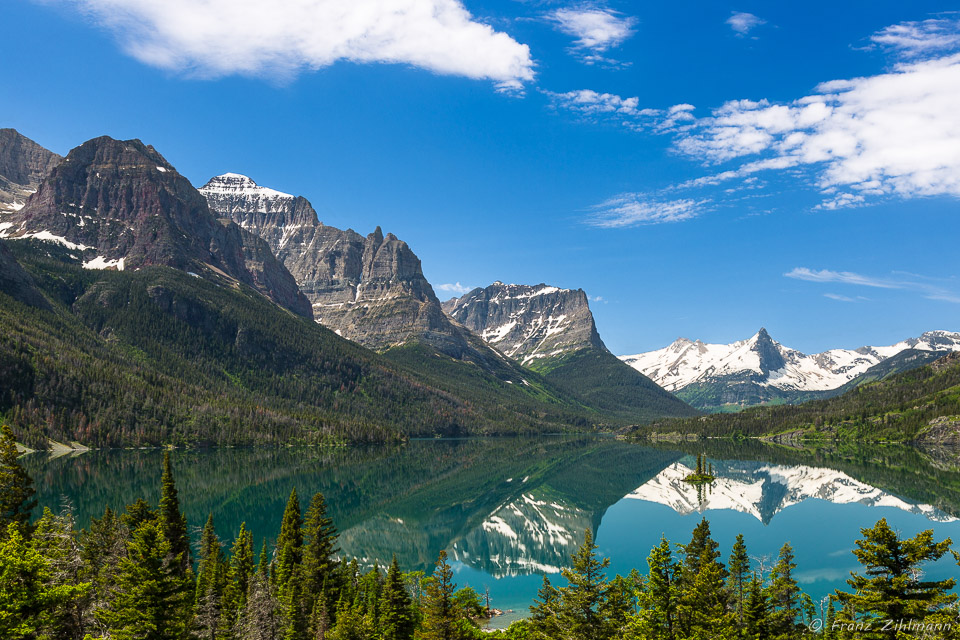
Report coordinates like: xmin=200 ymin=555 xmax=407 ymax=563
xmin=2 ymin=0 xmax=959 ymax=355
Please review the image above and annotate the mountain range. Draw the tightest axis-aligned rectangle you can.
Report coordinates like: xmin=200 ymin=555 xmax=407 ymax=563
xmin=0 ymin=130 xmax=696 ymax=448
xmin=620 ymin=328 xmax=960 ymax=410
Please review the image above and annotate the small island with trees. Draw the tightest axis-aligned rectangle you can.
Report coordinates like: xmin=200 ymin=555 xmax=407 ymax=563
xmin=684 ymin=453 xmax=716 ymax=485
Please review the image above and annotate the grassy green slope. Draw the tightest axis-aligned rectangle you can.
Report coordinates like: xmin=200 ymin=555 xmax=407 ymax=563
xmin=625 ymin=352 xmax=960 ymax=442
xmin=529 ymin=349 xmax=699 ymax=425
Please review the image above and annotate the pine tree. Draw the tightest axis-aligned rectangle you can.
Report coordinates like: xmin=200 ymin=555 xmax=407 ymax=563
xmin=379 ymin=556 xmax=415 ymax=640
xmin=420 ymin=550 xmax=461 ymax=640
xmin=0 ymin=523 xmax=89 ymax=639
xmin=682 ymin=519 xmax=723 ymax=581
xmin=632 ymin=536 xmax=677 ymax=640
xmin=677 ymin=541 xmax=734 ymax=640
xmin=767 ymin=542 xmax=802 ymax=639
xmin=97 ymin=519 xmax=192 ymax=640
xmin=274 ymin=488 xmax=303 ymax=595
xmin=834 ymin=518 xmax=957 ymax=638
xmin=79 ymin=506 xmax=127 ymax=631
xmin=158 ymin=451 xmax=190 ymax=575
xmin=196 ymin=514 xmax=227 ymax=640
xmin=302 ymin=492 xmax=340 ymax=619
xmin=32 ymin=506 xmax=87 ymax=637
xmin=528 ymin=575 xmax=562 ymax=639
xmin=122 ymin=497 xmax=157 ymax=532
xmin=558 ymin=529 xmax=610 ymax=640
xmin=743 ymin=573 xmax=769 ymax=640
xmin=220 ymin=522 xmax=255 ymax=637
xmin=728 ymin=534 xmax=751 ymax=630
xmin=0 ymin=423 xmax=36 ymax=535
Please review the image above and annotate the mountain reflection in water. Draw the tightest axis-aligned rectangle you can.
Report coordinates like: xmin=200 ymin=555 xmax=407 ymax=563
xmin=25 ymin=437 xmax=960 ymax=626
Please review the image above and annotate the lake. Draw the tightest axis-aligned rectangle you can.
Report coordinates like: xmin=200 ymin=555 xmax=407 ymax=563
xmin=23 ymin=437 xmax=960 ymax=629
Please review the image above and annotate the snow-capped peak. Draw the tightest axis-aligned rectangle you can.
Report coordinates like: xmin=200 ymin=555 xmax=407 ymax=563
xmin=200 ymin=173 xmax=294 ymax=201
xmin=619 ymin=329 xmax=960 ymax=393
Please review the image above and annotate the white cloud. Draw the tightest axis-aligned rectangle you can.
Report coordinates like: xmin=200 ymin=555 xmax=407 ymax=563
xmin=823 ymin=293 xmax=862 ymax=302
xmin=549 ymin=7 xmax=636 ymax=63
xmin=870 ymin=18 xmax=960 ymax=58
xmin=436 ymin=282 xmax=474 ymax=295
xmin=786 ymin=268 xmax=960 ymax=303
xmin=586 ymin=195 xmax=707 ymax=227
xmin=58 ymin=0 xmax=535 ymax=91
xmin=726 ymin=11 xmax=765 ymax=36
xmin=545 ymin=89 xmax=694 ymax=132
xmin=674 ymin=53 xmax=960 ymax=207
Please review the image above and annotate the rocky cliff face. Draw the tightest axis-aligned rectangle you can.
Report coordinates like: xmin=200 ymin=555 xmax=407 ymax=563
xmin=0 ymin=129 xmax=61 ymax=213
xmin=0 ymin=137 xmax=311 ymax=318
xmin=200 ymin=173 xmax=476 ymax=355
xmin=442 ymin=282 xmax=607 ymax=366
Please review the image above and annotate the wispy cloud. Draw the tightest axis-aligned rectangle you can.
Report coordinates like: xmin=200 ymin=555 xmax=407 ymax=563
xmin=544 ymin=89 xmax=695 ymax=132
xmin=726 ymin=12 xmax=766 ymax=37
xmin=436 ymin=282 xmax=475 ymax=296
xmin=586 ymin=195 xmax=708 ymax=227
xmin=869 ymin=18 xmax=960 ymax=58
xmin=786 ymin=268 xmax=960 ymax=303
xmin=548 ymin=7 xmax=637 ymax=64
xmin=53 ymin=0 xmax=535 ymax=91
xmin=823 ymin=293 xmax=867 ymax=303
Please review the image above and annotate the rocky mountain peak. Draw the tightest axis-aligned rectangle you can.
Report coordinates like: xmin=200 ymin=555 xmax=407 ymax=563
xmin=201 ymin=175 xmax=488 ymax=356
xmin=442 ymin=281 xmax=607 ymax=366
xmin=0 ymin=129 xmax=62 ymax=213
xmin=1 ymin=135 xmax=311 ymax=318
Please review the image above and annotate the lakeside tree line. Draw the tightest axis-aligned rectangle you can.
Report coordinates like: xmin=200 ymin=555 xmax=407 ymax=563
xmin=2 ymin=425 xmax=960 ymax=639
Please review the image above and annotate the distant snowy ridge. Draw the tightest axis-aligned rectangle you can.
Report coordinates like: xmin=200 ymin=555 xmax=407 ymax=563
xmin=620 ymin=329 xmax=960 ymax=394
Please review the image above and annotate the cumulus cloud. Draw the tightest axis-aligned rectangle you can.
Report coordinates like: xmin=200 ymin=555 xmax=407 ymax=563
xmin=726 ymin=11 xmax=765 ymax=36
xmin=586 ymin=195 xmax=707 ymax=227
xmin=549 ymin=7 xmax=636 ymax=63
xmin=435 ymin=282 xmax=474 ymax=295
xmin=786 ymin=268 xmax=960 ymax=303
xmin=870 ymin=18 xmax=960 ymax=58
xmin=57 ymin=0 xmax=535 ymax=91
xmin=674 ymin=53 xmax=960 ymax=207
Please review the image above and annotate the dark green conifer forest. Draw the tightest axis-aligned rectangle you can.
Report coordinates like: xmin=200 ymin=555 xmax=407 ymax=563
xmin=3 ymin=427 xmax=960 ymax=639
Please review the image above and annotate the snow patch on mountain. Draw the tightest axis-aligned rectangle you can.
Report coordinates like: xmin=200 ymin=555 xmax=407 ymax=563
xmin=200 ymin=173 xmax=294 ymax=214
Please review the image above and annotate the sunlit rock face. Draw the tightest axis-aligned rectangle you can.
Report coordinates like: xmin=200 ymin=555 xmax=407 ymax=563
xmin=443 ymin=282 xmax=606 ymax=367
xmin=627 ymin=459 xmax=958 ymax=524
xmin=201 ymin=173 xmax=484 ymax=358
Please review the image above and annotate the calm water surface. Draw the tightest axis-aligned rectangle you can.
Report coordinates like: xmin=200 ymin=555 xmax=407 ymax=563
xmin=24 ymin=437 xmax=960 ymax=629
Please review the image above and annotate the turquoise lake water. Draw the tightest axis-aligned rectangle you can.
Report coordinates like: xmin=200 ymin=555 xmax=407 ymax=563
xmin=23 ymin=437 xmax=960 ymax=629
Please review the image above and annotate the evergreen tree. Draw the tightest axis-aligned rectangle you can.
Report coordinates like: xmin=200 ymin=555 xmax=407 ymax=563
xmin=302 ymin=492 xmax=340 ymax=619
xmin=676 ymin=541 xmax=734 ymax=640
xmin=281 ymin=569 xmax=309 ymax=640
xmin=420 ymin=550 xmax=462 ymax=640
xmin=220 ymin=522 xmax=255 ymax=637
xmin=97 ymin=520 xmax=192 ymax=640
xmin=79 ymin=506 xmax=127 ymax=632
xmin=767 ymin=542 xmax=802 ymax=639
xmin=379 ymin=556 xmax=415 ymax=640
xmin=834 ymin=518 xmax=957 ymax=638
xmin=728 ymin=534 xmax=751 ymax=630
xmin=122 ymin=497 xmax=157 ymax=532
xmin=682 ymin=519 xmax=723 ymax=580
xmin=528 ymin=575 xmax=562 ymax=640
xmin=558 ymin=529 xmax=610 ymax=640
xmin=0 ymin=423 xmax=36 ymax=535
xmin=32 ymin=505 xmax=87 ymax=638
xmin=241 ymin=568 xmax=282 ymax=640
xmin=0 ymin=523 xmax=88 ymax=639
xmin=196 ymin=514 xmax=227 ymax=640
xmin=743 ymin=573 xmax=769 ymax=640
xmin=601 ymin=572 xmax=637 ymax=639
xmin=632 ymin=537 xmax=677 ymax=640
xmin=159 ymin=451 xmax=191 ymax=575
xmin=274 ymin=488 xmax=303 ymax=595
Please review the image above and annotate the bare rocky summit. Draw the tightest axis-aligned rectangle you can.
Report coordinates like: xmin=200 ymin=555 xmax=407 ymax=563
xmin=0 ymin=136 xmax=311 ymax=318
xmin=0 ymin=129 xmax=61 ymax=213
